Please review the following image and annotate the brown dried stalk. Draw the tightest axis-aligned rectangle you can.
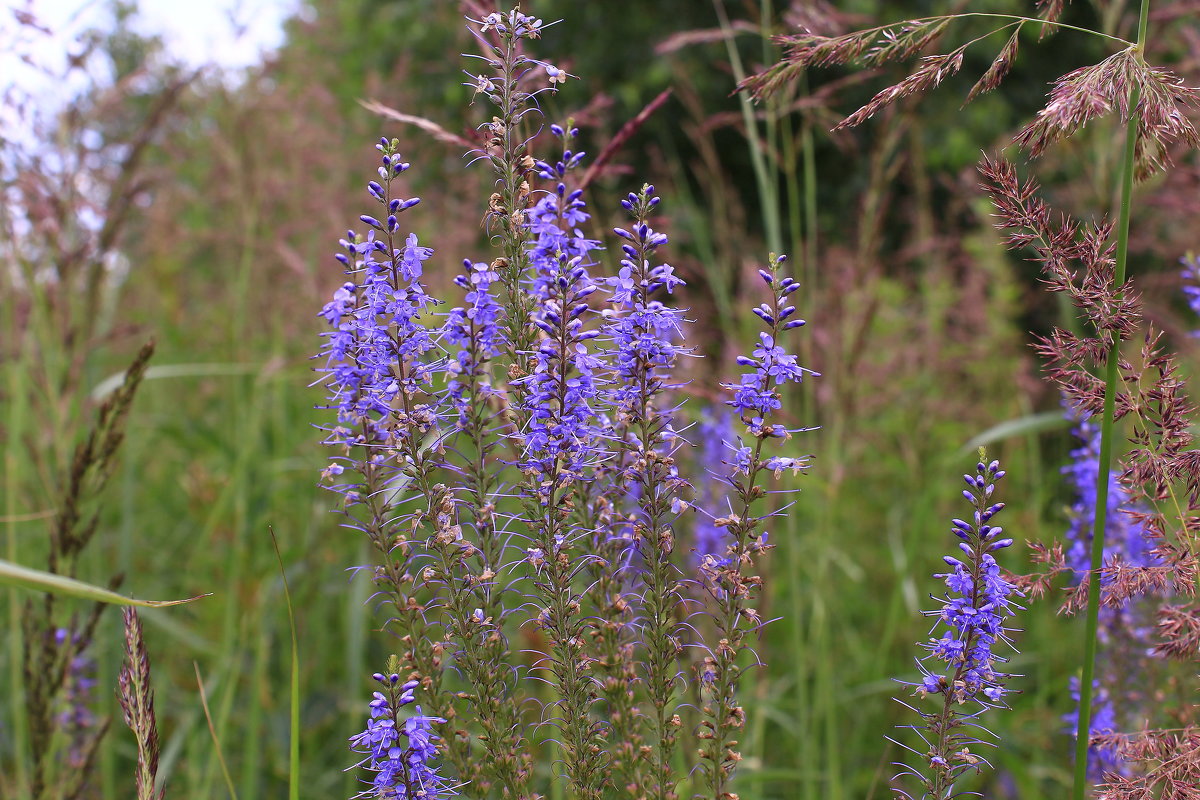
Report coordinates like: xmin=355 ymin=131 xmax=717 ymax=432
xmin=359 ymin=100 xmax=478 ymax=151
xmin=578 ymin=87 xmax=673 ymax=191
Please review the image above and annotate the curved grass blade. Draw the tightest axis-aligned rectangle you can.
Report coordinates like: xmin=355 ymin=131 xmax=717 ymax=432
xmin=959 ymin=410 xmax=1068 ymax=454
xmin=90 ymin=363 xmax=267 ymax=401
xmin=0 ymin=558 xmax=208 ymax=606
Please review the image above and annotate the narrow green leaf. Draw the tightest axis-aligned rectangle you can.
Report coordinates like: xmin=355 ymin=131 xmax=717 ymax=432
xmin=90 ymin=363 xmax=266 ymax=401
xmin=959 ymin=411 xmax=1068 ymax=453
xmin=0 ymin=559 xmax=208 ymax=606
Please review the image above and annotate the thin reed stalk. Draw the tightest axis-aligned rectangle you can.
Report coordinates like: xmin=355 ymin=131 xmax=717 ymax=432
xmin=1072 ymin=2 xmax=1152 ymax=796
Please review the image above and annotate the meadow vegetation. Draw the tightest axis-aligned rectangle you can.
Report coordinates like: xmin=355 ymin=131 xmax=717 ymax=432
xmin=3 ymin=1 xmax=1200 ymax=798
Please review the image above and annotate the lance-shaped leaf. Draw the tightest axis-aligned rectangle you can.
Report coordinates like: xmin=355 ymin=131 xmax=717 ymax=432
xmin=0 ymin=559 xmax=207 ymax=606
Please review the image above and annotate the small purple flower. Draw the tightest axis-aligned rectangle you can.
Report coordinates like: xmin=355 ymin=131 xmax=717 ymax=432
xmin=691 ymin=408 xmax=736 ymax=562
xmin=444 ymin=259 xmax=505 ymax=424
xmin=401 ymin=233 xmax=433 ymax=281
xmin=1181 ymin=254 xmax=1200 ymax=334
xmin=724 ymin=329 xmax=813 ymax=420
xmin=350 ymin=675 xmax=453 ymax=799
xmin=891 ymin=458 xmax=1022 ymax=796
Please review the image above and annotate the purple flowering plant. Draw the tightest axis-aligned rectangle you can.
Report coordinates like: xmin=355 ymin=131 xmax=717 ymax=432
xmin=890 ymin=456 xmax=1021 ymax=799
xmin=316 ymin=9 xmax=814 ymax=800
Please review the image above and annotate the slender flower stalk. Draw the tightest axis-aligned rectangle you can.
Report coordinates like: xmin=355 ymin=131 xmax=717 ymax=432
xmin=698 ymin=255 xmax=813 ymax=799
xmin=464 ymin=39 xmax=612 ymax=790
xmin=1073 ymin=4 xmax=1152 ymax=797
xmin=438 ymin=256 xmax=533 ymax=797
xmin=514 ymin=237 xmax=608 ymax=799
xmin=317 ymin=139 xmax=465 ymax=774
xmin=466 ymin=9 xmax=561 ymax=362
xmin=889 ymin=457 xmax=1020 ymax=799
xmin=604 ymin=185 xmax=689 ymax=800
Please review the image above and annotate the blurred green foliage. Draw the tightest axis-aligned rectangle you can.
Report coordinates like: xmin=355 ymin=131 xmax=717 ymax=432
xmin=3 ymin=0 xmax=1198 ymax=798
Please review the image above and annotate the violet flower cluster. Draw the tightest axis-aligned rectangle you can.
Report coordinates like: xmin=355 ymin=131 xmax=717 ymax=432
xmin=1060 ymin=402 xmax=1161 ymax=780
xmin=891 ymin=457 xmax=1021 ymax=798
xmin=1181 ymin=254 xmax=1200 ymax=334
xmin=316 ymin=11 xmax=816 ymax=800
xmin=691 ymin=409 xmax=736 ymax=562
xmin=350 ymin=673 xmax=452 ymax=800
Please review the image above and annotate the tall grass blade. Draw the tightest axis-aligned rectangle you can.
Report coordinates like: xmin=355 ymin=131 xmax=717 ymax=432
xmin=0 ymin=559 xmax=209 ymax=606
xmin=269 ymin=527 xmax=302 ymax=800
xmin=194 ymin=662 xmax=239 ymax=800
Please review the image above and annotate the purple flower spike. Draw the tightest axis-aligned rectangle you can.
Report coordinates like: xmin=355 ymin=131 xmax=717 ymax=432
xmin=350 ymin=678 xmax=454 ymax=799
xmin=890 ymin=456 xmax=1023 ymax=798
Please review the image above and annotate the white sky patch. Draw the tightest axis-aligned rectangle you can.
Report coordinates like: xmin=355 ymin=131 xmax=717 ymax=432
xmin=3 ymin=0 xmax=294 ymax=108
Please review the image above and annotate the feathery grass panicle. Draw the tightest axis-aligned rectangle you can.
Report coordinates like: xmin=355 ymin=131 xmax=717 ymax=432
xmin=117 ymin=608 xmax=163 ymax=800
xmin=1014 ymin=49 xmax=1200 ymax=178
xmin=739 ymin=5 xmax=1200 ymax=179
xmin=984 ymin=153 xmax=1200 ymax=797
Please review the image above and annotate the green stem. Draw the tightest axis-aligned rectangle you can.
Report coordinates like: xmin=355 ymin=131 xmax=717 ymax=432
xmin=4 ymin=332 xmax=30 ymax=795
xmin=715 ymin=0 xmax=783 ymax=256
xmin=1071 ymin=3 xmax=1149 ymax=798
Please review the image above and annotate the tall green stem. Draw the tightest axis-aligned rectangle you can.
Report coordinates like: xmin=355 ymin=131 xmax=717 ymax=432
xmin=1071 ymin=2 xmax=1150 ymax=797
xmin=714 ymin=0 xmax=783 ymax=257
